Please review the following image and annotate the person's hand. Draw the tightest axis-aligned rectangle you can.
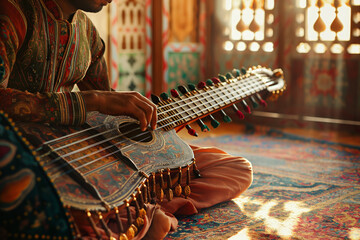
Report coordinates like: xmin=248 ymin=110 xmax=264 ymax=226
xmin=82 ymin=91 xmax=157 ymax=131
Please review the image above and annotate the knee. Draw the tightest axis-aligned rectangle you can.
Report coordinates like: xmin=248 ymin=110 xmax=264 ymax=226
xmin=233 ymin=157 xmax=253 ymax=195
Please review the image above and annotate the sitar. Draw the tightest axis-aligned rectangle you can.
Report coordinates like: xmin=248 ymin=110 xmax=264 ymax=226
xmin=0 ymin=66 xmax=285 ymax=239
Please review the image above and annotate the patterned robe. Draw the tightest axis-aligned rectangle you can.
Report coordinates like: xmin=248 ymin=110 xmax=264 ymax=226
xmin=0 ymin=0 xmax=109 ymax=125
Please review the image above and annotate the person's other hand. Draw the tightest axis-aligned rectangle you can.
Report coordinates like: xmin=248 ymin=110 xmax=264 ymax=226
xmin=82 ymin=91 xmax=157 ymax=131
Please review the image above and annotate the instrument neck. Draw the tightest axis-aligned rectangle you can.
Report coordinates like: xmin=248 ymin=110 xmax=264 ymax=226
xmin=156 ymin=72 xmax=270 ymax=131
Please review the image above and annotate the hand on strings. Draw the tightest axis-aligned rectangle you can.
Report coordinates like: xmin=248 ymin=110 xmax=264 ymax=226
xmin=82 ymin=91 xmax=157 ymax=131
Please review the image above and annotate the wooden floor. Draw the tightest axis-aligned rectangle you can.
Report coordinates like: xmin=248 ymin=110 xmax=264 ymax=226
xmin=177 ymin=122 xmax=360 ymax=147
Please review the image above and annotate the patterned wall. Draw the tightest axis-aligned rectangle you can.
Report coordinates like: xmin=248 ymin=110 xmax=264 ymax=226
xmin=162 ymin=0 xmax=207 ymax=90
xmin=91 ymin=0 xmax=208 ymax=97
xmin=105 ymin=0 xmax=207 ymax=97
xmin=109 ymin=0 xmax=148 ymax=96
xmin=166 ymin=51 xmax=200 ymax=90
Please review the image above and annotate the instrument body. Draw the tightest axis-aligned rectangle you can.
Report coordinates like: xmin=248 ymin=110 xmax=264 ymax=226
xmin=16 ymin=113 xmax=193 ymax=211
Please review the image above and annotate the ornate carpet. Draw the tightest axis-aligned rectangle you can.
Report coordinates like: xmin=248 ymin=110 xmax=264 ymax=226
xmin=165 ymin=128 xmax=360 ymax=240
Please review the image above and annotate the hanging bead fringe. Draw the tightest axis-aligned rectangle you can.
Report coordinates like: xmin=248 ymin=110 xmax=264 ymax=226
xmin=74 ymin=161 xmax=198 ymax=239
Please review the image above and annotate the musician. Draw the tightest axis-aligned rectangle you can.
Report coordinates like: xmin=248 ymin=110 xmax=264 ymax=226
xmin=0 ymin=0 xmax=253 ymax=239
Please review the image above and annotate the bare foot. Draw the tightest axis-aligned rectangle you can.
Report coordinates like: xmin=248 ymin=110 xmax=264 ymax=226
xmin=142 ymin=208 xmax=171 ymax=240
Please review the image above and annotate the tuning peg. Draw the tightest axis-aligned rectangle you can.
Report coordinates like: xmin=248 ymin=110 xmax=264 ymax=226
xmin=226 ymin=72 xmax=234 ymax=80
xmin=256 ymin=94 xmax=268 ymax=107
xmin=221 ymin=111 xmax=232 ymax=123
xmin=218 ymin=74 xmax=227 ymax=82
xmin=241 ymin=67 xmax=247 ymax=75
xmin=197 ymin=119 xmax=210 ymax=132
xmin=209 ymin=115 xmax=220 ymax=128
xmin=151 ymin=94 xmax=161 ymax=104
xmin=241 ymin=100 xmax=251 ymax=114
xmin=170 ymin=89 xmax=180 ymax=98
xmin=232 ymin=68 xmax=241 ymax=77
xmin=197 ymin=81 xmax=207 ymax=89
xmin=206 ymin=79 xmax=214 ymax=86
xmin=188 ymin=84 xmax=196 ymax=91
xmin=185 ymin=125 xmax=198 ymax=137
xmin=217 ymin=108 xmax=232 ymax=123
xmin=250 ymin=96 xmax=259 ymax=109
xmin=196 ymin=82 xmax=221 ymax=127
xmin=232 ymin=105 xmax=245 ymax=119
xmin=171 ymin=88 xmax=198 ymax=137
xmin=178 ymin=85 xmax=189 ymax=95
xmin=212 ymin=75 xmax=236 ymax=122
xmin=210 ymin=78 xmax=232 ymax=122
xmin=196 ymin=81 xmax=208 ymax=91
xmin=160 ymin=92 xmax=169 ymax=100
xmin=211 ymin=77 xmax=221 ymax=85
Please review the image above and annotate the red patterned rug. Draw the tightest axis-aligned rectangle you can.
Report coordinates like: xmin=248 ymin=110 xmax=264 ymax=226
xmin=165 ymin=127 xmax=360 ymax=240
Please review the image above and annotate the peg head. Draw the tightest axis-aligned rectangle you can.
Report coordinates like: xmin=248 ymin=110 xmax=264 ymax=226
xmin=188 ymin=84 xmax=196 ymax=91
xmin=236 ymin=110 xmax=245 ymax=119
xmin=151 ymin=94 xmax=161 ymax=104
xmin=250 ymin=96 xmax=259 ymax=109
xmin=170 ymin=89 xmax=180 ymax=98
xmin=210 ymin=118 xmax=220 ymax=128
xmin=187 ymin=128 xmax=198 ymax=137
xmin=232 ymin=68 xmax=241 ymax=77
xmin=223 ymin=115 xmax=232 ymax=123
xmin=178 ymin=85 xmax=189 ymax=94
xmin=211 ymin=77 xmax=221 ymax=84
xmin=160 ymin=92 xmax=169 ymax=100
xmin=242 ymin=100 xmax=251 ymax=114
xmin=206 ymin=79 xmax=214 ymax=86
xmin=240 ymin=67 xmax=247 ymax=75
xmin=226 ymin=72 xmax=234 ymax=80
xmin=218 ymin=74 xmax=227 ymax=82
xmin=197 ymin=82 xmax=206 ymax=89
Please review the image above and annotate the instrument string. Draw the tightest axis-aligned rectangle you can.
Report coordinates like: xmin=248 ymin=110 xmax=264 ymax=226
xmin=42 ymin=126 xmax=121 ymax=168
xmin=158 ymin=74 xmax=268 ymax=115
xmin=35 ymin=123 xmax=106 ymax=151
xmin=43 ymin=75 xmax=270 ymax=166
xmin=50 ymin=133 xmax=154 ymax=179
xmin=39 ymin=127 xmax=120 ymax=159
xmin=37 ymin=74 xmax=268 ymax=153
xmin=45 ymin=76 xmax=273 ymax=177
xmin=44 ymin=75 xmax=271 ymax=172
xmin=157 ymin=75 xmax=271 ymax=125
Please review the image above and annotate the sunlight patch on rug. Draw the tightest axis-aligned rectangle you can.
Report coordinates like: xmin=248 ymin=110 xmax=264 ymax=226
xmin=350 ymin=228 xmax=360 ymax=240
xmin=233 ymin=196 xmax=311 ymax=238
xmin=228 ymin=228 xmax=251 ymax=240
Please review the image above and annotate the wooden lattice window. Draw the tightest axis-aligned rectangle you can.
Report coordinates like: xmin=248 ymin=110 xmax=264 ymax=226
xmin=295 ymin=0 xmax=360 ymax=55
xmin=222 ymin=0 xmax=277 ymax=53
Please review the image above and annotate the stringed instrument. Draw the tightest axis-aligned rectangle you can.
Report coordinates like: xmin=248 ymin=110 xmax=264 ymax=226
xmin=0 ymin=66 xmax=285 ymax=239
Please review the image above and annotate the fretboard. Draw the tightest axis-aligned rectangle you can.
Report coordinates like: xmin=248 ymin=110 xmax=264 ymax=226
xmin=156 ymin=70 xmax=273 ymax=131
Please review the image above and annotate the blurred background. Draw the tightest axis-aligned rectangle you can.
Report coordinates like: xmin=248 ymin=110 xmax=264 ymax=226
xmin=87 ymin=0 xmax=360 ymax=138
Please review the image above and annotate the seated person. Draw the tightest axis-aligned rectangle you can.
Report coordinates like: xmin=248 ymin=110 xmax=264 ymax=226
xmin=0 ymin=0 xmax=253 ymax=239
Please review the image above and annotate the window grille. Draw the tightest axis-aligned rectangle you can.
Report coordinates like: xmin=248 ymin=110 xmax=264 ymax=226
xmin=223 ymin=0 xmax=276 ymax=53
xmin=223 ymin=0 xmax=359 ymax=55
xmin=294 ymin=0 xmax=359 ymax=55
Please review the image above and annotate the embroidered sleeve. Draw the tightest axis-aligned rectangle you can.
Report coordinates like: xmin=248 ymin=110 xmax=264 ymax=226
xmin=0 ymin=1 xmax=86 ymax=126
xmin=0 ymin=89 xmax=86 ymax=125
xmin=77 ymin=16 xmax=110 ymax=91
